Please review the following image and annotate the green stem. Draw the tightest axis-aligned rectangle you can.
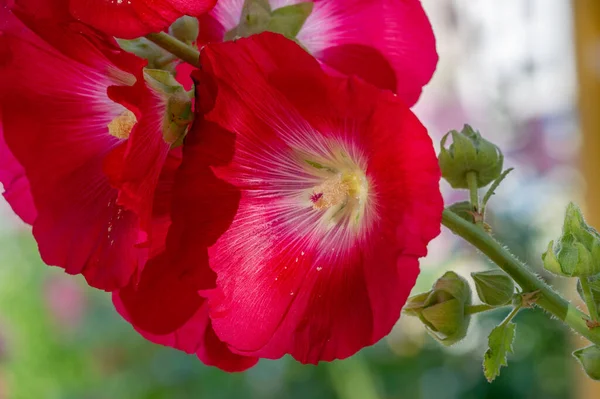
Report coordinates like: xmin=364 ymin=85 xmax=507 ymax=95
xmin=580 ymin=277 xmax=599 ymax=322
xmin=145 ymin=32 xmax=200 ymax=68
xmin=500 ymin=304 xmax=522 ymax=327
xmin=466 ymin=304 xmax=508 ymax=315
xmin=442 ymin=208 xmax=600 ymax=344
xmin=466 ymin=171 xmax=484 ymax=228
xmin=466 ymin=171 xmax=479 ymax=211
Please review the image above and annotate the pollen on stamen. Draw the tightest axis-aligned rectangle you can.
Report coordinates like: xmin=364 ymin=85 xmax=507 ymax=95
xmin=108 ymin=110 xmax=137 ymax=140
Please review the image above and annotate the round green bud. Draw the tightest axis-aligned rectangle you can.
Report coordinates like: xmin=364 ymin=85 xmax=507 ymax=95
xmin=404 ymin=271 xmax=472 ymax=346
xmin=169 ymin=16 xmax=200 ymax=44
xmin=438 ymin=125 xmax=503 ymax=189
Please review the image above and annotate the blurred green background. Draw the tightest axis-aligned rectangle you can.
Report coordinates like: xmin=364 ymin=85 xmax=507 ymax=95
xmin=0 ymin=220 xmax=574 ymax=399
xmin=1 ymin=0 xmax=598 ymax=398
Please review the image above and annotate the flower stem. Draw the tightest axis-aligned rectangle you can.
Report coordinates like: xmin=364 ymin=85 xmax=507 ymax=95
xmin=500 ymin=304 xmax=522 ymax=327
xmin=442 ymin=208 xmax=600 ymax=345
xmin=145 ymin=32 xmax=200 ymax=68
xmin=466 ymin=171 xmax=479 ymax=210
xmin=580 ymin=277 xmax=599 ymax=322
xmin=466 ymin=171 xmax=484 ymax=228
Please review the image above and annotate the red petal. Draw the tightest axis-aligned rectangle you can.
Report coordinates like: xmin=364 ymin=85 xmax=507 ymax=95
xmin=117 ymin=252 xmax=209 ymax=334
xmin=187 ymin=34 xmax=443 ymax=362
xmin=198 ymin=0 xmax=437 ymax=105
xmin=114 ymin=293 xmax=258 ymax=372
xmin=12 ymin=0 xmax=146 ymax=71
xmin=68 ymin=0 xmax=217 ymax=39
xmin=304 ymin=0 xmax=438 ymax=106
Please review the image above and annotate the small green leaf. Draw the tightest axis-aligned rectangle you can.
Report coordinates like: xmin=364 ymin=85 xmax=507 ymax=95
xmin=483 ymin=322 xmax=516 ymax=382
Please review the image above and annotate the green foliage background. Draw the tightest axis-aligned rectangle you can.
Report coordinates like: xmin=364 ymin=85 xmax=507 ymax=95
xmin=0 ymin=218 xmax=573 ymax=399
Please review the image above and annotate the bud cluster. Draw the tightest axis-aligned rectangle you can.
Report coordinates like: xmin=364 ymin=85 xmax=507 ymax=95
xmin=542 ymin=203 xmax=600 ymax=278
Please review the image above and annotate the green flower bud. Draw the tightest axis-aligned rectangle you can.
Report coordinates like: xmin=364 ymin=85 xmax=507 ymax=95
xmin=404 ymin=271 xmax=472 ymax=346
xmin=438 ymin=125 xmax=503 ymax=189
xmin=471 ymin=270 xmax=515 ymax=306
xmin=169 ymin=16 xmax=200 ymax=44
xmin=542 ymin=203 xmax=600 ymax=277
xmin=574 ymin=345 xmax=600 ymax=380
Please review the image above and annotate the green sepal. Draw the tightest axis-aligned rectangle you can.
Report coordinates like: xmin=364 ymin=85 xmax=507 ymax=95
xmin=573 ymin=345 xmax=600 ymax=380
xmin=224 ymin=0 xmax=313 ymax=41
xmin=268 ymin=2 xmax=314 ymax=38
xmin=225 ymin=0 xmax=272 ymax=40
xmin=447 ymin=201 xmax=476 ymax=223
xmin=472 ymin=270 xmax=515 ymax=306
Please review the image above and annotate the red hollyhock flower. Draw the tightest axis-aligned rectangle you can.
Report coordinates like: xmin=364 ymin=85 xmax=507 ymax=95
xmin=11 ymin=0 xmax=217 ymax=39
xmin=117 ymin=32 xmax=442 ymax=366
xmin=198 ymin=33 xmax=442 ymax=363
xmin=0 ymin=6 xmax=184 ymax=290
xmin=197 ymin=0 xmax=437 ymax=106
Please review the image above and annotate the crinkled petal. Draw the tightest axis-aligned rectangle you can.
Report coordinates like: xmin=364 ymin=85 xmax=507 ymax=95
xmin=185 ymin=34 xmax=443 ymax=362
xmin=198 ymin=0 xmax=437 ymax=105
xmin=68 ymin=0 xmax=217 ymax=39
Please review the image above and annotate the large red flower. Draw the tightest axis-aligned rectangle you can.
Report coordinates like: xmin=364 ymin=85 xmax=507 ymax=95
xmin=0 ymin=6 xmax=182 ymax=290
xmin=197 ymin=0 xmax=437 ymax=106
xmin=131 ymin=32 xmax=441 ymax=365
